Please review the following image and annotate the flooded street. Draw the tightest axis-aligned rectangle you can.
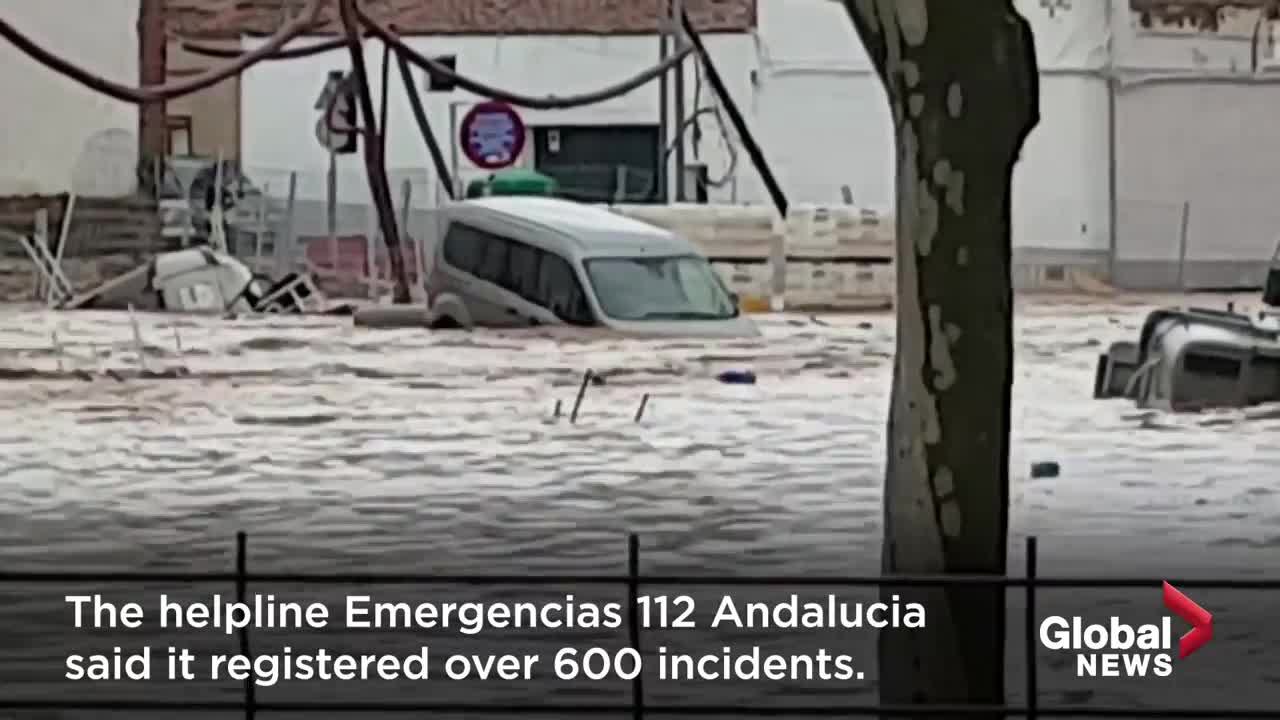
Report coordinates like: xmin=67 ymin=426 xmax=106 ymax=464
xmin=0 ymin=295 xmax=1277 ymax=716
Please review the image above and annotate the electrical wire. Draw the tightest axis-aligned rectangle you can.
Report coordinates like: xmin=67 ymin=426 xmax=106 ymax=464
xmin=0 ymin=0 xmax=725 ymax=299
xmin=0 ymin=0 xmax=322 ymax=103
xmin=663 ymin=108 xmax=738 ymax=189
xmin=181 ymin=36 xmax=351 ymax=60
xmin=396 ymin=51 xmax=456 ymax=199
xmin=357 ymin=7 xmax=695 ymax=110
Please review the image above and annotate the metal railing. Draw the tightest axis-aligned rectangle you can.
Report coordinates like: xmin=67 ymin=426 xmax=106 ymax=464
xmin=0 ymin=533 xmax=1275 ymax=718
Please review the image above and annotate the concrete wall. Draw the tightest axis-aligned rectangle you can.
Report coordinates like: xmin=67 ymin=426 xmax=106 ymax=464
xmin=0 ymin=0 xmax=140 ymax=197
xmin=1110 ymin=1 xmax=1280 ymax=289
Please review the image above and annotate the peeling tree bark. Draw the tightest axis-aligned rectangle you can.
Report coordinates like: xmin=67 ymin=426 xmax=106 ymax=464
xmin=842 ymin=1 xmax=1039 ymax=717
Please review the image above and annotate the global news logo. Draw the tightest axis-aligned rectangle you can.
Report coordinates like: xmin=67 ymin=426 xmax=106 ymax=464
xmin=1039 ymin=582 xmax=1212 ymax=678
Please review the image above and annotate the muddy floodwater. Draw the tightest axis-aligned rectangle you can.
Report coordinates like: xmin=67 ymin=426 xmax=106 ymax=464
xmin=0 ymin=295 xmax=1276 ymax=717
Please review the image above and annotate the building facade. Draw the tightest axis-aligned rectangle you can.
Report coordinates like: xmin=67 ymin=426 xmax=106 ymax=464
xmin=6 ymin=0 xmax=1274 ymax=289
xmin=1112 ymin=0 xmax=1280 ymax=289
xmin=0 ymin=0 xmax=140 ymax=197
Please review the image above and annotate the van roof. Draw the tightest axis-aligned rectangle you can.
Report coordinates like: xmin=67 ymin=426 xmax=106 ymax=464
xmin=450 ymin=196 xmax=693 ymax=256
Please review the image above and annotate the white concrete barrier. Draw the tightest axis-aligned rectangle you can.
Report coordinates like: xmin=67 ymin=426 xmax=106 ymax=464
xmin=606 ymin=203 xmax=1113 ymax=307
xmin=609 ymin=202 xmax=895 ymax=311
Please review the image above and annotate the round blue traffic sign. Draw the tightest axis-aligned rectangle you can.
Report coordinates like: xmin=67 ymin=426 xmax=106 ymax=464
xmin=459 ymin=101 xmax=526 ymax=170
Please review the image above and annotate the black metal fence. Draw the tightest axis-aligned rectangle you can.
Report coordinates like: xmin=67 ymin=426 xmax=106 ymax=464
xmin=0 ymin=533 xmax=1275 ymax=718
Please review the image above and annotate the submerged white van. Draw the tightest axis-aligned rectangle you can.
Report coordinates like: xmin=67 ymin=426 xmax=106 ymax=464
xmin=424 ymin=197 xmax=760 ymax=338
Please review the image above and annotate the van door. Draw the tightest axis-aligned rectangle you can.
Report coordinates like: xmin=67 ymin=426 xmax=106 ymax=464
xmin=438 ymin=222 xmax=545 ymax=327
xmin=534 ymin=251 xmax=596 ymax=326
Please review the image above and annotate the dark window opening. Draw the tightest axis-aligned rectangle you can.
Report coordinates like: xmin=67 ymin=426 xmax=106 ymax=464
xmin=441 ymin=221 xmax=596 ymax=327
xmin=166 ymin=115 xmax=193 ymax=156
xmin=1246 ymin=355 xmax=1280 ymax=403
xmin=442 ymin=223 xmax=484 ymax=273
xmin=1183 ymin=353 xmax=1241 ymax=379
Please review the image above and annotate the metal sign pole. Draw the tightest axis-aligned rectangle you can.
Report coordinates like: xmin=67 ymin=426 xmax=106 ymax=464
xmin=672 ymin=0 xmax=687 ymax=202
xmin=327 ymin=150 xmax=338 ymax=274
xmin=657 ymin=18 xmax=670 ymax=203
xmin=449 ymin=102 xmax=462 ymax=199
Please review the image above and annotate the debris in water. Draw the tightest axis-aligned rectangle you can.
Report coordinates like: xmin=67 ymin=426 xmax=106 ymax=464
xmin=570 ymin=369 xmax=593 ymax=423
xmin=634 ymin=393 xmax=649 ymax=422
xmin=717 ymin=370 xmax=757 ymax=385
xmin=51 ymin=330 xmax=63 ymax=373
xmin=1030 ymin=461 xmax=1060 ymax=479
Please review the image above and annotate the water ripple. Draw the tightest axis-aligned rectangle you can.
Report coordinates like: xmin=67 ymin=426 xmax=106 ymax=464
xmin=0 ymin=296 xmax=1276 ymax=713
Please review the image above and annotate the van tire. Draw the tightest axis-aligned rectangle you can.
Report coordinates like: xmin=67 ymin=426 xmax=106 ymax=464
xmin=430 ymin=315 xmax=462 ymax=330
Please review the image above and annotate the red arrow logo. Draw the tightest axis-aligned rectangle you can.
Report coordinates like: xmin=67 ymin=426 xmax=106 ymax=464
xmin=1163 ymin=581 xmax=1212 ymax=659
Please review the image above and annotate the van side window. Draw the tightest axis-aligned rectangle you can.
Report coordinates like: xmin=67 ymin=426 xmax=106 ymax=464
xmin=475 ymin=234 xmax=510 ymax=286
xmin=537 ymin=252 xmax=594 ymax=326
xmin=441 ymin=222 xmax=485 ymax=273
xmin=506 ymin=239 xmax=543 ymax=301
xmin=441 ymin=220 xmax=594 ymax=326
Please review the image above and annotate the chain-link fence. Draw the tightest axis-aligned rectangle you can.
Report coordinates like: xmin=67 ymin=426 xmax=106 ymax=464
xmin=1113 ymin=193 xmax=1280 ymax=292
xmin=230 ymin=164 xmax=436 ymax=299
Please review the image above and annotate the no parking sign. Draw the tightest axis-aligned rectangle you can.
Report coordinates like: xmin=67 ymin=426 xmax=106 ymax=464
xmin=459 ymin=101 xmax=526 ymax=170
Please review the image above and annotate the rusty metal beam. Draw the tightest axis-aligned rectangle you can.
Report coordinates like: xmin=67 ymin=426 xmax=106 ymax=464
xmin=138 ymin=0 xmax=167 ymax=190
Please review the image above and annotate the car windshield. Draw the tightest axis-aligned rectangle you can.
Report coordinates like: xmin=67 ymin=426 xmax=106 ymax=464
xmin=584 ymin=255 xmax=738 ymax=321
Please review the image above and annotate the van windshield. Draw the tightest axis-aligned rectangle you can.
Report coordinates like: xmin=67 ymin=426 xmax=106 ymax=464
xmin=584 ymin=255 xmax=738 ymax=321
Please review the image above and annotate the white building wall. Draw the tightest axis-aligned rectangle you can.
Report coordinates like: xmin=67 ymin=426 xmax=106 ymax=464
xmin=241 ymin=34 xmax=757 ymax=207
xmin=0 ymin=0 xmax=140 ymax=197
xmin=1010 ymin=0 xmax=1111 ymax=258
xmin=240 ymin=0 xmax=1114 ymax=258
xmin=747 ymin=0 xmax=1114 ymax=256
xmin=1108 ymin=2 xmax=1280 ymax=289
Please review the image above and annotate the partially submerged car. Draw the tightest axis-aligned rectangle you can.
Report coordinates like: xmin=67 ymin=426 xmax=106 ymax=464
xmin=423 ymin=196 xmax=760 ymax=338
xmin=1094 ymin=305 xmax=1280 ymax=412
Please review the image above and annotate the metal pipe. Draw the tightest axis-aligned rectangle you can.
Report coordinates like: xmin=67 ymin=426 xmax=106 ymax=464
xmin=396 ymin=52 xmax=455 ymax=200
xmin=657 ymin=13 xmax=670 ymax=203
xmin=1176 ymin=200 xmax=1191 ymax=291
xmin=326 ymin=150 xmax=338 ymax=273
xmin=449 ymin=102 xmax=462 ymax=198
xmin=679 ymin=10 xmax=788 ymax=219
xmin=1105 ymin=0 xmax=1119 ymax=285
xmin=672 ymin=0 xmax=686 ymax=202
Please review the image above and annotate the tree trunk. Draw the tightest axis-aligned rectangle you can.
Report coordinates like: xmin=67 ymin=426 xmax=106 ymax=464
xmin=842 ymin=1 xmax=1039 ymax=717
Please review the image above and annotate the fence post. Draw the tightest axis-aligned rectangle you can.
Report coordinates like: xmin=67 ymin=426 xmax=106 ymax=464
xmin=236 ymin=531 xmax=256 ymax=719
xmin=277 ymin=171 xmax=298 ymax=277
xmin=32 ymin=208 xmax=49 ymax=301
xmin=366 ymin=207 xmax=379 ymax=300
xmin=1025 ymin=536 xmax=1038 ymax=720
xmin=626 ymin=534 xmax=644 ymax=720
xmin=1176 ymin=201 xmax=1190 ymax=292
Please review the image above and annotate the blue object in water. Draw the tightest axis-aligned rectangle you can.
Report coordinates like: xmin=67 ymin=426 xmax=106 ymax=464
xmin=717 ymin=370 xmax=757 ymax=385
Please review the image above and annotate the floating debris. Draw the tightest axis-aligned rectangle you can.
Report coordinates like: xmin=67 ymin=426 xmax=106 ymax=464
xmin=1030 ymin=461 xmax=1060 ymax=479
xmin=570 ymin=369 xmax=593 ymax=424
xmin=717 ymin=370 xmax=757 ymax=385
